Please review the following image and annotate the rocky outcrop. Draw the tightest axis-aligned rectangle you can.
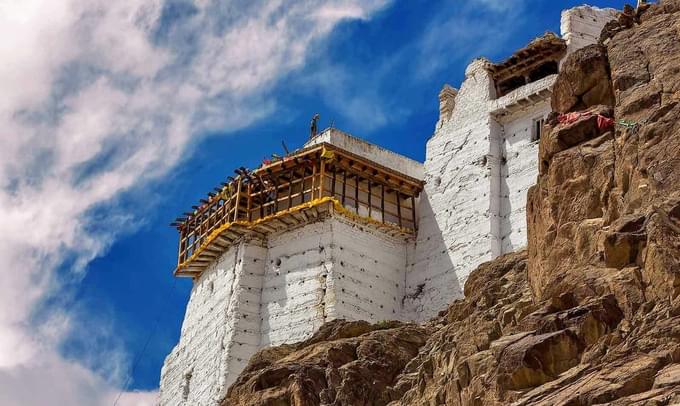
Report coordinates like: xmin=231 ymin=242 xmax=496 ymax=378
xmin=222 ymin=2 xmax=680 ymax=405
xmin=223 ymin=320 xmax=431 ymax=406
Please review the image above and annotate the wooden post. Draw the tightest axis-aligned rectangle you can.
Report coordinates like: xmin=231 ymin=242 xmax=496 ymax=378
xmin=367 ymin=180 xmax=372 ymax=218
xmin=381 ymin=184 xmax=385 ymax=223
xmin=331 ymin=166 xmax=336 ymax=199
xmin=341 ymin=170 xmax=347 ymax=206
xmin=233 ymin=178 xmax=242 ymax=222
xmin=177 ymin=229 xmax=185 ymax=265
xmin=288 ymin=168 xmax=294 ymax=209
xmin=318 ymin=159 xmax=325 ymax=198
xmin=311 ymin=160 xmax=317 ymax=200
xmin=258 ymin=182 xmax=264 ymax=219
xmin=354 ymin=175 xmax=359 ymax=212
xmin=273 ymin=176 xmax=279 ymax=213
xmin=396 ymin=191 xmax=402 ymax=227
xmin=411 ymin=195 xmax=417 ymax=231
xmin=247 ymin=183 xmax=253 ymax=221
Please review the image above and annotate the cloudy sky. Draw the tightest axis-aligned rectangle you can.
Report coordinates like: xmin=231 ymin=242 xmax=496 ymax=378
xmin=0 ymin=0 xmax=624 ymax=404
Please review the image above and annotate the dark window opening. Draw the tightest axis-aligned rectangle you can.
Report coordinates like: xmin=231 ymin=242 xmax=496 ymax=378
xmin=532 ymin=117 xmax=545 ymax=142
xmin=497 ymin=75 xmax=526 ymax=96
xmin=528 ymin=60 xmax=559 ymax=82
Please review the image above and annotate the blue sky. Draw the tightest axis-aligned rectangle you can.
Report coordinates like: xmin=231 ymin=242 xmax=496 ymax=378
xmin=0 ymin=0 xmax=625 ymax=404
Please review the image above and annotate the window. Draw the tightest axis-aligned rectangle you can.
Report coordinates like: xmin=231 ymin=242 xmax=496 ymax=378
xmin=532 ymin=117 xmax=545 ymax=142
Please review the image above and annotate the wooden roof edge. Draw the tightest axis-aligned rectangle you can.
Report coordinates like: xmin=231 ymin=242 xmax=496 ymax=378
xmin=487 ymin=32 xmax=566 ymax=75
xmin=174 ymin=141 xmax=424 ymax=230
xmin=255 ymin=142 xmax=424 ymax=189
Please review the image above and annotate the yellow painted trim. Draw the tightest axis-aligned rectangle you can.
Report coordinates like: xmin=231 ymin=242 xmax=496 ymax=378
xmin=176 ymin=197 xmax=413 ymax=272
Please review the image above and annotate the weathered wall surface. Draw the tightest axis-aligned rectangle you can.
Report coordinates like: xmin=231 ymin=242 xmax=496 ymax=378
xmin=159 ymin=241 xmax=266 ymax=406
xmin=408 ymin=5 xmax=618 ymax=321
xmin=561 ymin=6 xmax=618 ymax=53
xmin=260 ymin=221 xmax=331 ymax=347
xmin=498 ymin=103 xmax=552 ymax=254
xmin=161 ymin=216 xmax=413 ymax=405
xmin=331 ymin=217 xmax=409 ymax=322
xmin=406 ymin=59 xmax=496 ymax=322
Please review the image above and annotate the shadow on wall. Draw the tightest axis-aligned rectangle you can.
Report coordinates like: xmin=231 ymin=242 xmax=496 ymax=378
xmin=403 ymin=189 xmax=463 ymax=321
xmin=498 ymin=135 xmax=514 ymax=254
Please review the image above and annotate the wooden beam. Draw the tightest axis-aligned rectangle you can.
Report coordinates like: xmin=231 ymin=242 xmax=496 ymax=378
xmin=247 ymin=183 xmax=253 ymax=222
xmin=331 ymin=165 xmax=336 ymax=199
xmin=381 ymin=184 xmax=385 ymax=223
xmin=411 ymin=195 xmax=417 ymax=231
xmin=311 ymin=159 xmax=317 ymax=201
xmin=288 ymin=168 xmax=294 ymax=209
xmin=318 ymin=159 xmax=325 ymax=198
xmin=233 ymin=179 xmax=242 ymax=222
xmin=367 ymin=179 xmax=372 ymax=218
xmin=396 ymin=191 xmax=402 ymax=228
xmin=354 ymin=174 xmax=359 ymax=212
xmin=273 ymin=176 xmax=279 ymax=212
xmin=341 ymin=170 xmax=347 ymax=206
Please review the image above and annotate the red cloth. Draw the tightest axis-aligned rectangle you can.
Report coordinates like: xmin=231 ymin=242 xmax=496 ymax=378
xmin=558 ymin=111 xmax=589 ymax=124
xmin=557 ymin=111 xmax=614 ymax=130
xmin=596 ymin=115 xmax=614 ymax=130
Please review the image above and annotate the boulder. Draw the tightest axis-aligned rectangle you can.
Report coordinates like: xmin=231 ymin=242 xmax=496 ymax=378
xmin=551 ymin=44 xmax=615 ymax=114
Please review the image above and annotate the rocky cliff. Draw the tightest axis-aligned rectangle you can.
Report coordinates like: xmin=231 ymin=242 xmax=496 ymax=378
xmin=222 ymin=2 xmax=680 ymax=405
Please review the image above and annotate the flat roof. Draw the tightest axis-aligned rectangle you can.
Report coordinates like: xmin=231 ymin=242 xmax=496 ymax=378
xmin=305 ymin=128 xmax=424 ymax=181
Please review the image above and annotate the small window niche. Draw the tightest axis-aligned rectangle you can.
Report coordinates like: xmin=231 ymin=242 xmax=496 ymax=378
xmin=531 ymin=116 xmax=545 ymax=142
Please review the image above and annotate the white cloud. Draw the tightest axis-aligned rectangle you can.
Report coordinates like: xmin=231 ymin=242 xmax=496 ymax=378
xmin=0 ymin=0 xmax=387 ymax=403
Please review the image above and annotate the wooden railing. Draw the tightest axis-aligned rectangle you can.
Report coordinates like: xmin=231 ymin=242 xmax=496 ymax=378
xmin=173 ymin=144 xmax=422 ymax=268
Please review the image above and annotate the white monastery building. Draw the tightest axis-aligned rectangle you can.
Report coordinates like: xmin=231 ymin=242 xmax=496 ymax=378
xmin=159 ymin=6 xmax=618 ymax=405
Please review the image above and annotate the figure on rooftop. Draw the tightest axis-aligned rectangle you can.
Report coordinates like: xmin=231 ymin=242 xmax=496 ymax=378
xmin=309 ymin=113 xmax=320 ymax=139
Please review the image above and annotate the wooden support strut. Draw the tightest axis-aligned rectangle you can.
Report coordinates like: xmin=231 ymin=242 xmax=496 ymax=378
xmin=318 ymin=158 xmax=325 ymax=199
xmin=396 ymin=191 xmax=402 ymax=228
xmin=341 ymin=170 xmax=347 ymax=206
xmin=411 ymin=195 xmax=417 ymax=231
xmin=367 ymin=179 xmax=372 ymax=218
xmin=247 ymin=182 xmax=253 ymax=222
xmin=273 ymin=176 xmax=279 ymax=212
xmin=288 ymin=168 xmax=294 ymax=210
xmin=233 ymin=178 xmax=242 ymax=222
xmin=331 ymin=165 xmax=336 ymax=200
xmin=354 ymin=174 xmax=359 ymax=212
xmin=311 ymin=159 xmax=317 ymax=201
xmin=381 ymin=184 xmax=385 ymax=223
xmin=301 ymin=164 xmax=307 ymax=204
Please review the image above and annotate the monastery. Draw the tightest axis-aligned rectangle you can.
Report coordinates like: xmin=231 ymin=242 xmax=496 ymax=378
xmin=159 ymin=5 xmax=618 ymax=405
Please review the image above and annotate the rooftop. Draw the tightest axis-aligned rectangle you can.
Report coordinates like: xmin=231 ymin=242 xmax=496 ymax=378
xmin=172 ymin=132 xmax=424 ymax=278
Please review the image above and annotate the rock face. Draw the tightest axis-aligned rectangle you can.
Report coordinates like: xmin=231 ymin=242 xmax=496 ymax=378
xmin=223 ymin=320 xmax=431 ymax=405
xmin=222 ymin=2 xmax=680 ymax=405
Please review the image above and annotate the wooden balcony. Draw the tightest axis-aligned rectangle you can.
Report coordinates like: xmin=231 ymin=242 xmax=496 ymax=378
xmin=172 ymin=143 xmax=423 ymax=278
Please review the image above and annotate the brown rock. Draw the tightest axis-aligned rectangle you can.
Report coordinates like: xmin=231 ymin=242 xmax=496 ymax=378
xmin=496 ymin=330 xmax=582 ymax=390
xmin=551 ymin=45 xmax=615 ymax=113
xmin=222 ymin=320 xmax=429 ymax=406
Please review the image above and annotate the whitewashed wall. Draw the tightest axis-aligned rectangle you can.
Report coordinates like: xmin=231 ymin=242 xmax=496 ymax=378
xmin=331 ymin=217 xmax=409 ymax=322
xmin=406 ymin=5 xmax=618 ymax=321
xmin=405 ymin=59 xmax=497 ymax=322
xmin=561 ymin=6 xmax=617 ymax=54
xmin=260 ymin=221 xmax=332 ymax=347
xmin=159 ymin=241 xmax=266 ymax=406
xmin=161 ymin=216 xmax=413 ymax=405
xmin=497 ymin=103 xmax=551 ymax=254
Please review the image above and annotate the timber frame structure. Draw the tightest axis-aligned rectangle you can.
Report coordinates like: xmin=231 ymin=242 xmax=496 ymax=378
xmin=172 ymin=142 xmax=423 ymax=277
xmin=487 ymin=32 xmax=567 ymax=97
